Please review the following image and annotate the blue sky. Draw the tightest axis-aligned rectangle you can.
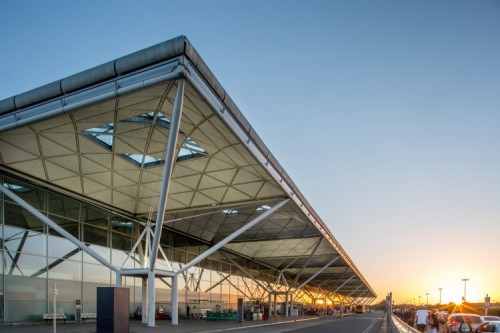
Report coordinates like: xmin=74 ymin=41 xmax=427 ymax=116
xmin=1 ymin=0 xmax=500 ymax=303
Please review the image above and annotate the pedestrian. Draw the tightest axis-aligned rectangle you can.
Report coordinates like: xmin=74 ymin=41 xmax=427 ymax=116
xmin=186 ymin=304 xmax=190 ymax=319
xmin=414 ymin=308 xmax=428 ymax=333
xmin=430 ymin=309 xmax=439 ymax=333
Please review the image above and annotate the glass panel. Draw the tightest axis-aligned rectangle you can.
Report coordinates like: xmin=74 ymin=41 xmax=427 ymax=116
xmin=48 ymin=280 xmax=81 ymax=301
xmin=4 ymin=252 xmax=46 ymax=277
xmin=156 ymin=287 xmax=171 ymax=303
xmin=48 ymin=233 xmax=79 ymax=259
xmin=83 ymin=224 xmax=108 ymax=249
xmin=48 ymin=192 xmax=80 ymax=221
xmin=3 ymin=177 xmax=44 ymax=211
xmin=49 ymin=216 xmax=79 ymax=239
xmin=5 ymin=300 xmax=47 ymax=323
xmin=82 ymin=301 xmax=96 ymax=313
xmin=82 ymin=205 xmax=109 ymax=227
xmin=4 ymin=225 xmax=46 ymax=256
xmin=4 ymin=202 xmax=44 ymax=231
xmin=83 ymin=263 xmax=111 ymax=284
xmin=5 ymin=276 xmax=46 ymax=300
xmin=82 ymin=244 xmax=110 ymax=263
xmin=48 ymin=259 xmax=81 ymax=281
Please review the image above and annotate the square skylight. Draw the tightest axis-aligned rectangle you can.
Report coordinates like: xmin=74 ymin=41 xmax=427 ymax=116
xmin=83 ymin=112 xmax=207 ymax=168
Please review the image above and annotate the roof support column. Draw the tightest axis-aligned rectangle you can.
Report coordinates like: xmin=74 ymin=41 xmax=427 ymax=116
xmin=171 ymin=275 xmax=179 ymax=325
xmin=268 ymin=294 xmax=272 ymax=318
xmin=142 ymin=277 xmax=148 ymax=324
xmin=0 ymin=184 xmax=115 ymax=272
xmin=148 ymin=270 xmax=156 ymax=327
xmin=150 ymin=78 xmax=185 ymax=270
xmin=176 ymin=199 xmax=289 ymax=275
xmin=296 ymin=256 xmax=340 ymax=290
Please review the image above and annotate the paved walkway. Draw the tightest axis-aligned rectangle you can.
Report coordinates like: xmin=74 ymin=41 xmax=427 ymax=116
xmin=0 ymin=315 xmax=337 ymax=333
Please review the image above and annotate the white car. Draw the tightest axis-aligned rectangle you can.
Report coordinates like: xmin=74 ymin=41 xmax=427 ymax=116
xmin=482 ymin=316 xmax=500 ymax=322
xmin=444 ymin=313 xmax=483 ymax=333
xmin=476 ymin=321 xmax=500 ymax=332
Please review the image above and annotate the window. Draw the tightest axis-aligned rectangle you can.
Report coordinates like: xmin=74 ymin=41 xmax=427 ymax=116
xmin=83 ymin=112 xmax=207 ymax=167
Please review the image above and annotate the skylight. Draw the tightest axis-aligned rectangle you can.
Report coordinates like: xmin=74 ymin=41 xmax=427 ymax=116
xmin=3 ymin=183 xmax=32 ymax=193
xmin=83 ymin=112 xmax=208 ymax=167
xmin=256 ymin=205 xmax=271 ymax=211
xmin=222 ymin=209 xmax=240 ymax=216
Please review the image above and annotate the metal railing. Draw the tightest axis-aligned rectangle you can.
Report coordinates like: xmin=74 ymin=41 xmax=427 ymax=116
xmin=389 ymin=314 xmax=420 ymax=333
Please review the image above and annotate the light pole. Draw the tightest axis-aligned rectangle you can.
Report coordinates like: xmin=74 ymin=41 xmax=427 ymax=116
xmin=426 ymin=293 xmax=429 ymax=306
xmin=462 ymin=278 xmax=469 ymax=302
xmin=418 ymin=296 xmax=421 ymax=306
xmin=438 ymin=288 xmax=443 ymax=305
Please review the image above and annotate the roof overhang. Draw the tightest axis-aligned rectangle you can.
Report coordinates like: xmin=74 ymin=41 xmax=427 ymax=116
xmin=0 ymin=36 xmax=376 ymax=299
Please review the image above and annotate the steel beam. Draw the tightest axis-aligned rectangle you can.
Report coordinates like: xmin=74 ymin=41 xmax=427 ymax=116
xmin=296 ymin=256 xmax=339 ymax=290
xmin=289 ymin=237 xmax=323 ymax=291
xmin=0 ymin=184 xmax=116 ymax=271
xmin=221 ymin=253 xmax=268 ymax=291
xmin=149 ymin=78 xmax=185 ymax=270
xmin=176 ymin=199 xmax=289 ymax=275
xmin=334 ymin=274 xmax=356 ymax=293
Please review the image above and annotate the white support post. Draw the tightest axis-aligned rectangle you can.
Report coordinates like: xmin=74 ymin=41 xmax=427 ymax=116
xmin=150 ymin=78 xmax=185 ymax=271
xmin=268 ymin=294 xmax=272 ymax=318
xmin=274 ymin=294 xmax=277 ymax=317
xmin=290 ymin=294 xmax=294 ymax=317
xmin=142 ymin=278 xmax=148 ymax=324
xmin=285 ymin=293 xmax=289 ymax=317
xmin=172 ymin=275 xmax=179 ymax=325
xmin=115 ymin=271 xmax=122 ymax=287
xmin=148 ymin=270 xmax=156 ymax=327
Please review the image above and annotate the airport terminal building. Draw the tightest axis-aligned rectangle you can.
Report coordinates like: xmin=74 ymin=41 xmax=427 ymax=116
xmin=0 ymin=36 xmax=376 ymax=325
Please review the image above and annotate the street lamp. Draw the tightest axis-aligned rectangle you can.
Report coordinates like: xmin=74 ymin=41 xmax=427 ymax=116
xmin=462 ymin=278 xmax=469 ymax=302
xmin=418 ymin=296 xmax=421 ymax=306
xmin=438 ymin=288 xmax=443 ymax=305
xmin=426 ymin=293 xmax=429 ymax=306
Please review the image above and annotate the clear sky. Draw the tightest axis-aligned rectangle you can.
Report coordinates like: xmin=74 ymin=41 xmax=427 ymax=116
xmin=1 ymin=0 xmax=500 ymax=305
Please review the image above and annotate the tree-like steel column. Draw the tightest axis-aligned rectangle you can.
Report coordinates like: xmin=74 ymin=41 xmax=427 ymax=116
xmin=171 ymin=275 xmax=179 ymax=325
xmin=145 ymin=78 xmax=185 ymax=327
xmin=149 ymin=78 xmax=185 ymax=270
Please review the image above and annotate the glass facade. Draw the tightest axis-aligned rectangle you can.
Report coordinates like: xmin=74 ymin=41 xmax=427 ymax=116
xmin=0 ymin=173 xmax=269 ymax=324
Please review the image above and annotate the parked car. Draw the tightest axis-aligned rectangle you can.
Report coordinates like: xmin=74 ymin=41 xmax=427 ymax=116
xmin=444 ymin=313 xmax=483 ymax=333
xmin=482 ymin=316 xmax=500 ymax=322
xmin=476 ymin=321 xmax=500 ymax=332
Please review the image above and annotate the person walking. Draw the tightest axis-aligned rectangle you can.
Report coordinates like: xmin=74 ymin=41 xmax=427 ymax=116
xmin=414 ymin=308 xmax=428 ymax=333
xmin=430 ymin=310 xmax=439 ymax=333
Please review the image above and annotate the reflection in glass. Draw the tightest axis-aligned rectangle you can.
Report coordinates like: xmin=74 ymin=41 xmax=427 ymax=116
xmin=48 ymin=234 xmax=79 ymax=259
xmin=4 ymin=226 xmax=46 ymax=257
xmin=4 ymin=202 xmax=44 ymax=231
xmin=4 ymin=253 xmax=46 ymax=277
xmin=48 ymin=259 xmax=82 ymax=281
xmin=48 ymin=192 xmax=81 ymax=221
xmin=83 ymin=263 xmax=111 ymax=284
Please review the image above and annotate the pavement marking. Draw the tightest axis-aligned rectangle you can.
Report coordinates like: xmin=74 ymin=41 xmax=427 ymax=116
xmin=197 ymin=317 xmax=321 ymax=333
